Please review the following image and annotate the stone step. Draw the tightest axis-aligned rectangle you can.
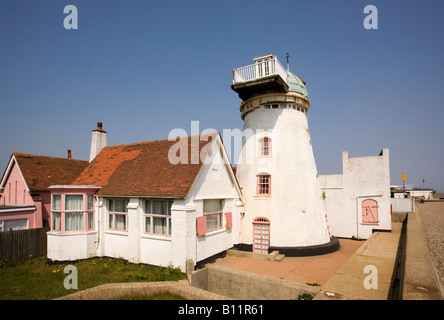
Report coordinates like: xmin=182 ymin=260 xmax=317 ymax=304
xmin=226 ymin=249 xmax=285 ymax=262
xmin=274 ymin=254 xmax=285 ymax=262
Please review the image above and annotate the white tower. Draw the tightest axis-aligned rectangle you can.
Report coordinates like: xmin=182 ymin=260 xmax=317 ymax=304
xmin=232 ymin=54 xmax=338 ymax=256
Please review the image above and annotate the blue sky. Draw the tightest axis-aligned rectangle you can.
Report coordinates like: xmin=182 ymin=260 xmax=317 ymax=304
xmin=1 ymin=0 xmax=443 ymax=191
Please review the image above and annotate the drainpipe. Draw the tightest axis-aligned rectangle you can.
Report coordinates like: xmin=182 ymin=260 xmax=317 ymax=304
xmin=94 ymin=195 xmax=100 ymax=249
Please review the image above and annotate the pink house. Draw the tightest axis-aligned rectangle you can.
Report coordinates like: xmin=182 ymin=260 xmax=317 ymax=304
xmin=0 ymin=152 xmax=88 ymax=232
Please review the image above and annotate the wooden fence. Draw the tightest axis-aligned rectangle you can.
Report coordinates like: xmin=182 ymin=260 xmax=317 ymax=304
xmin=0 ymin=227 xmax=49 ymax=262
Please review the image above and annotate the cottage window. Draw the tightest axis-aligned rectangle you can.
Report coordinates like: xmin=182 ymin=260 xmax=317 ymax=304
xmin=0 ymin=219 xmax=28 ymax=232
xmin=52 ymin=194 xmax=62 ymax=231
xmin=65 ymin=195 xmax=83 ymax=232
xmin=258 ymin=137 xmax=271 ymax=156
xmin=87 ymin=194 xmax=94 ymax=230
xmin=50 ymin=193 xmax=95 ymax=232
xmin=145 ymin=200 xmax=172 ymax=236
xmin=203 ymin=199 xmax=223 ymax=232
xmin=256 ymin=174 xmax=271 ymax=195
xmin=108 ymin=199 xmax=128 ymax=231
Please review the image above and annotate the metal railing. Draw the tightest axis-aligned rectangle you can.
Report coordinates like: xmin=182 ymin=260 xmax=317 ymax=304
xmin=233 ymin=56 xmax=287 ymax=84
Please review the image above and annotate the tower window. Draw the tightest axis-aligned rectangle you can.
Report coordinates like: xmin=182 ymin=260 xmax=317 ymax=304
xmin=271 ymin=104 xmax=279 ymax=109
xmin=258 ymin=137 xmax=271 ymax=156
xmin=256 ymin=174 xmax=271 ymax=195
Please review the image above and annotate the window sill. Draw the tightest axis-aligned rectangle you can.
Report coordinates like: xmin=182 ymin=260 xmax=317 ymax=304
xmin=205 ymin=228 xmax=226 ymax=237
xmin=253 ymin=195 xmax=271 ymax=199
xmin=105 ymin=230 xmax=128 ymax=236
xmin=141 ymin=233 xmax=172 ymax=241
xmin=48 ymin=230 xmax=97 ymax=236
xmin=361 ymin=222 xmax=379 ymax=225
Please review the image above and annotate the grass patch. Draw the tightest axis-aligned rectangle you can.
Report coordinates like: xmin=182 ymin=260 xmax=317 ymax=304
xmin=306 ymin=282 xmax=320 ymax=287
xmin=0 ymin=256 xmax=186 ymax=300
xmin=296 ymin=293 xmax=314 ymax=300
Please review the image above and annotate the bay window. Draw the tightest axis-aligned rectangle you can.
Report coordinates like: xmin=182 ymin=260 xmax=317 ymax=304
xmin=50 ymin=192 xmax=96 ymax=232
xmin=52 ymin=194 xmax=61 ymax=231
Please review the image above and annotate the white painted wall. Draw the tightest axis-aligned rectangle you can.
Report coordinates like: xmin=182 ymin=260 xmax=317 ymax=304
xmin=319 ymin=149 xmax=391 ymax=239
xmin=47 ymin=232 xmax=97 ymax=261
xmin=179 ymin=135 xmax=242 ymax=270
xmin=390 ymin=198 xmax=415 ymax=212
xmin=408 ymin=190 xmax=433 ymax=199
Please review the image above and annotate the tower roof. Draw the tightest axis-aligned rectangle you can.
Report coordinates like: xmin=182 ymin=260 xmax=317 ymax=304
xmin=286 ymin=70 xmax=309 ymax=98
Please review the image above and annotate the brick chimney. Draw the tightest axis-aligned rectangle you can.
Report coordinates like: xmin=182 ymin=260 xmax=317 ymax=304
xmin=67 ymin=149 xmax=72 ymax=159
xmin=89 ymin=122 xmax=107 ymax=162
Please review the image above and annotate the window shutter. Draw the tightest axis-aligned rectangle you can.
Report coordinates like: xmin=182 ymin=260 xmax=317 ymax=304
xmin=225 ymin=212 xmax=232 ymax=229
xmin=225 ymin=212 xmax=233 ymax=229
xmin=256 ymin=175 xmax=260 ymax=195
xmin=196 ymin=216 xmax=206 ymax=236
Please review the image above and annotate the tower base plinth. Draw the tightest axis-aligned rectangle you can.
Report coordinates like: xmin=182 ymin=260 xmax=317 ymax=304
xmin=269 ymin=237 xmax=340 ymax=257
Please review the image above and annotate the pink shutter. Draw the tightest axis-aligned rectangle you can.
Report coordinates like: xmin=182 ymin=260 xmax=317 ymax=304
xmin=196 ymin=216 xmax=206 ymax=236
xmin=256 ymin=175 xmax=260 ymax=195
xmin=225 ymin=212 xmax=232 ymax=229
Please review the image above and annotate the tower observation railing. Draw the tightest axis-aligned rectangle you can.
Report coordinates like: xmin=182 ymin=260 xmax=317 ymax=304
xmin=232 ymin=56 xmax=288 ymax=84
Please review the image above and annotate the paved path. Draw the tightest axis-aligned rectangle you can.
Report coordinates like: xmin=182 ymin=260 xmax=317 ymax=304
xmin=211 ymin=239 xmax=363 ymax=286
xmin=316 ymin=223 xmax=403 ymax=299
xmin=403 ymin=205 xmax=444 ymax=300
xmin=415 ymin=201 xmax=444 ymax=291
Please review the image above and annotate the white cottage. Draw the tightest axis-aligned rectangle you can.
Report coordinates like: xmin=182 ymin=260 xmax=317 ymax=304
xmin=47 ymin=128 xmax=243 ymax=271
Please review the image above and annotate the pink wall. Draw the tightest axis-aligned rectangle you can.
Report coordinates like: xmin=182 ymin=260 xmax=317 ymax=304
xmin=1 ymin=162 xmax=34 ymax=206
xmin=40 ymin=192 xmax=51 ymax=228
xmin=0 ymin=161 xmax=42 ymax=229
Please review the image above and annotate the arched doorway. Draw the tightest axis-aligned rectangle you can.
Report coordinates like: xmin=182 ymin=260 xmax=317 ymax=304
xmin=253 ymin=217 xmax=270 ymax=253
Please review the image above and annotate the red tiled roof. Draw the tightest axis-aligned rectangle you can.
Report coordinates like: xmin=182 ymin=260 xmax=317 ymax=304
xmin=72 ymin=132 xmax=218 ymax=197
xmin=12 ymin=153 xmax=89 ymax=192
